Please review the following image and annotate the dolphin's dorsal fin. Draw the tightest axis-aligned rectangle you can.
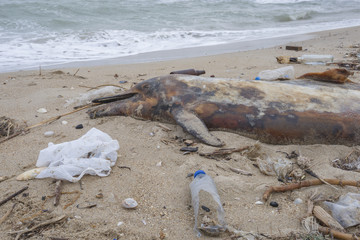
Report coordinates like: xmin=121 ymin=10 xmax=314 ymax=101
xmin=171 ymin=106 xmax=224 ymax=147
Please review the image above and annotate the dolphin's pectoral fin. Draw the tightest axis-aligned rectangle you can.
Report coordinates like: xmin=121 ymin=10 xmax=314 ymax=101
xmin=171 ymin=106 xmax=224 ymax=147
xmin=87 ymin=102 xmax=123 ymax=119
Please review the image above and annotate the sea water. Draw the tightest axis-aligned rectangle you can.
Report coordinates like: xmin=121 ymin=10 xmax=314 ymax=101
xmin=1 ymin=0 xmax=360 ymax=72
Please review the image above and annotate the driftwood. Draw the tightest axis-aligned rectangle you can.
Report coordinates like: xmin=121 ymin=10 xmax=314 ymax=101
xmin=318 ymin=226 xmax=359 ymax=240
xmin=54 ymin=180 xmax=62 ymax=206
xmin=263 ymin=179 xmax=360 ymax=201
xmin=0 ymin=186 xmax=28 ymax=207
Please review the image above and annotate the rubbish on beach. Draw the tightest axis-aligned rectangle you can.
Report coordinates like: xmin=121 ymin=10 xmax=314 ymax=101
xmin=276 ymin=54 xmax=334 ymax=65
xmin=0 ymin=116 xmax=18 ymax=138
xmin=16 ymin=167 xmax=47 ymax=181
xmin=257 ymin=66 xmax=294 ymax=81
xmin=170 ymin=69 xmax=205 ymax=76
xmin=332 ymin=149 xmax=360 ymax=172
xmin=199 ymin=145 xmax=252 ymax=159
xmin=262 ymin=178 xmax=360 ymax=202
xmin=190 ymin=170 xmax=226 ymax=237
xmin=297 ymin=68 xmax=354 ymax=84
xmin=256 ymin=156 xmax=293 ymax=179
xmin=324 ymin=192 xmax=360 ymax=228
xmin=122 ymin=198 xmax=138 ymax=209
xmin=34 ymin=127 xmax=119 ymax=182
xmin=37 ymin=108 xmax=48 ymax=113
xmin=64 ymin=86 xmax=121 ymax=107
xmin=286 ymin=46 xmax=302 ymax=51
xmin=312 ymin=205 xmax=344 ymax=231
xmin=44 ymin=131 xmax=54 ymax=137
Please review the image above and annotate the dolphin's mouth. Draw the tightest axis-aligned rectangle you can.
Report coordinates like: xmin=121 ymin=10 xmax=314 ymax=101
xmin=92 ymin=92 xmax=138 ymax=104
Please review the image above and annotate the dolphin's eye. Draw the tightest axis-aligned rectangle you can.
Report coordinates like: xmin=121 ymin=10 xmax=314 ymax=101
xmin=142 ymin=84 xmax=149 ymax=89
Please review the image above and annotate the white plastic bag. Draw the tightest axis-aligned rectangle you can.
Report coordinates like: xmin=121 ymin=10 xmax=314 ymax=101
xmin=35 ymin=128 xmax=119 ymax=182
xmin=324 ymin=192 xmax=360 ymax=228
xmin=258 ymin=66 xmax=294 ymax=81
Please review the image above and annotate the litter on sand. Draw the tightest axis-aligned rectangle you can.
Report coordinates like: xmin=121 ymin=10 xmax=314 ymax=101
xmin=33 ymin=128 xmax=119 ymax=182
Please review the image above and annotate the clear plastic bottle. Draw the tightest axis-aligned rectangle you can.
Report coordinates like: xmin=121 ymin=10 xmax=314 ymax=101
xmin=297 ymin=54 xmax=334 ymax=65
xmin=257 ymin=66 xmax=294 ymax=81
xmin=189 ymin=170 xmax=226 ymax=237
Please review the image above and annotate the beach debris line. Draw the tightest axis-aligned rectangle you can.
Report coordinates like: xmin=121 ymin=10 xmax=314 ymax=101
xmin=332 ymin=149 xmax=360 ymax=172
xmin=297 ymin=68 xmax=354 ymax=84
xmin=276 ymin=54 xmax=334 ymax=65
xmin=170 ymin=69 xmax=205 ymax=76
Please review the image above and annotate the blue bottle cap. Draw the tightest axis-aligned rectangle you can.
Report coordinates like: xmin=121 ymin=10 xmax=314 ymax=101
xmin=194 ymin=170 xmax=206 ymax=178
xmin=255 ymin=76 xmax=260 ymax=80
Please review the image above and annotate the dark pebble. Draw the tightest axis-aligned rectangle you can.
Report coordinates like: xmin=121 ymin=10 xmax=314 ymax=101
xmin=119 ymin=80 xmax=128 ymax=84
xmin=186 ymin=173 xmax=194 ymax=178
xmin=180 ymin=147 xmax=198 ymax=152
xmin=41 ymin=196 xmax=46 ymax=201
xmin=270 ymin=201 xmax=279 ymax=207
xmin=75 ymin=124 xmax=83 ymax=129
xmin=201 ymin=205 xmax=210 ymax=212
xmin=22 ymin=193 xmax=29 ymax=197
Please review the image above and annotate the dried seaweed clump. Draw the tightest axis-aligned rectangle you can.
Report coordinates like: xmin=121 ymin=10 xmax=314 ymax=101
xmin=0 ymin=116 xmax=18 ymax=138
xmin=332 ymin=149 xmax=360 ymax=172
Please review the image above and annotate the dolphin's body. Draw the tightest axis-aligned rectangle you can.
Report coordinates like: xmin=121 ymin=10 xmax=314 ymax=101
xmin=88 ymin=75 xmax=360 ymax=146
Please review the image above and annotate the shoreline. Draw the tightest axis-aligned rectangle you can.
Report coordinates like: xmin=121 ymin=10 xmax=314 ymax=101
xmin=5 ymin=25 xmax=360 ymax=74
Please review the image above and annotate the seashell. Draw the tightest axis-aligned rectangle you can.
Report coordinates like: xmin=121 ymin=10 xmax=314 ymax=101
xmin=122 ymin=198 xmax=138 ymax=209
xmin=44 ymin=131 xmax=54 ymax=137
xmin=156 ymin=161 xmax=162 ymax=167
xmin=61 ymin=120 xmax=68 ymax=125
xmin=37 ymin=108 xmax=48 ymax=113
xmin=16 ymin=167 xmax=47 ymax=181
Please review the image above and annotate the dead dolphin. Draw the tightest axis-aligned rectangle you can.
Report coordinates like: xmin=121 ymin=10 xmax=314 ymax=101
xmin=88 ymin=75 xmax=360 ymax=147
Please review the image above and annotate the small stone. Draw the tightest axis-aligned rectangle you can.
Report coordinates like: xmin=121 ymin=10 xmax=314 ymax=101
xmin=75 ymin=124 xmax=83 ymax=129
xmin=201 ymin=205 xmax=210 ymax=212
xmin=294 ymin=198 xmax=303 ymax=204
xmin=184 ymin=140 xmax=194 ymax=146
xmin=95 ymin=193 xmax=104 ymax=199
xmin=122 ymin=198 xmax=138 ymax=209
xmin=255 ymin=201 xmax=264 ymax=205
xmin=180 ymin=147 xmax=198 ymax=152
xmin=62 ymin=120 xmax=68 ymax=125
xmin=117 ymin=221 xmax=123 ymax=226
xmin=156 ymin=161 xmax=162 ymax=167
xmin=37 ymin=108 xmax=47 ymax=113
xmin=270 ymin=201 xmax=279 ymax=207
xmin=44 ymin=131 xmax=54 ymax=137
xmin=150 ymin=132 xmax=155 ymax=137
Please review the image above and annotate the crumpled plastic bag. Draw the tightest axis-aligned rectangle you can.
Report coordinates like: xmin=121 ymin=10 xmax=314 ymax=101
xmin=324 ymin=192 xmax=360 ymax=228
xmin=35 ymin=127 xmax=119 ymax=182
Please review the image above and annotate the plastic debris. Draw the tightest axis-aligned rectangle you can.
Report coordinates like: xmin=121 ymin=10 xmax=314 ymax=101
xmin=35 ymin=128 xmax=119 ymax=182
xmin=324 ymin=192 xmax=360 ymax=228
xmin=64 ymin=86 xmax=120 ymax=107
xmin=257 ymin=66 xmax=294 ymax=81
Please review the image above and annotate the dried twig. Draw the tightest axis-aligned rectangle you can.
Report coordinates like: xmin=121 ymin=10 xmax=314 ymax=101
xmin=9 ymin=215 xmax=66 ymax=240
xmin=229 ymin=167 xmax=253 ymax=176
xmin=73 ymin=68 xmax=80 ymax=76
xmin=318 ymin=226 xmax=359 ymax=240
xmin=54 ymin=180 xmax=62 ymax=206
xmin=0 ymin=186 xmax=28 ymax=207
xmin=0 ymin=203 xmax=16 ymax=225
xmin=78 ymin=84 xmax=125 ymax=91
xmin=263 ymin=179 xmax=360 ymax=201
xmin=199 ymin=146 xmax=251 ymax=158
xmin=157 ymin=123 xmax=172 ymax=132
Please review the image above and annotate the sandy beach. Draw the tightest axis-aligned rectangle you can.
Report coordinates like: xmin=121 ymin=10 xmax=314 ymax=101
xmin=1 ymin=26 xmax=360 ymax=239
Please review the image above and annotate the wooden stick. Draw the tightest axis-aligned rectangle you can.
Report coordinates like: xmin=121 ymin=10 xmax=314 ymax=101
xmin=229 ymin=167 xmax=253 ymax=176
xmin=54 ymin=180 xmax=62 ymax=206
xmin=263 ymin=179 xmax=360 ymax=202
xmin=0 ymin=203 xmax=16 ymax=225
xmin=9 ymin=215 xmax=66 ymax=240
xmin=318 ymin=226 xmax=359 ymax=240
xmin=0 ymin=186 xmax=28 ymax=207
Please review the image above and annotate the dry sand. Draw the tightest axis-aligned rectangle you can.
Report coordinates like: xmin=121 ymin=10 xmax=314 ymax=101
xmin=1 ymin=26 xmax=360 ymax=240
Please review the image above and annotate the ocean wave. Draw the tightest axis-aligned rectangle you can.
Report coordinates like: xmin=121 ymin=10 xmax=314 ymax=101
xmin=274 ymin=11 xmax=314 ymax=22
